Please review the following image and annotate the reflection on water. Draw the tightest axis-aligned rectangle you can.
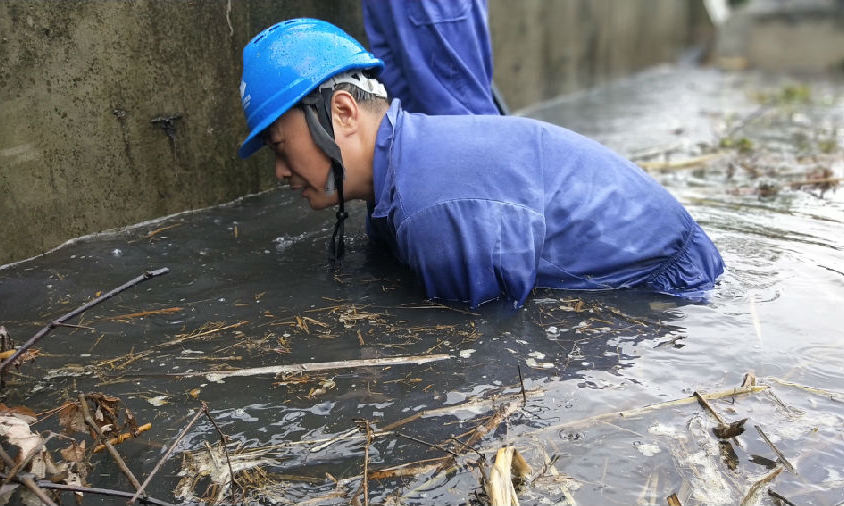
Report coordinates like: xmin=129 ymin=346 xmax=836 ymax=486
xmin=1 ymin=66 xmax=843 ymax=505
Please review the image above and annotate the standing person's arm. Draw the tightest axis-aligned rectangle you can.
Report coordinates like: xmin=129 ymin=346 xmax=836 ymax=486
xmin=362 ymin=0 xmax=500 ymax=115
xmin=360 ymin=1 xmax=409 ymax=106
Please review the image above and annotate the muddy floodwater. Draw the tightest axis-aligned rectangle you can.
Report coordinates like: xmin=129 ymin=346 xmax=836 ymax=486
xmin=2 ymin=66 xmax=843 ymax=505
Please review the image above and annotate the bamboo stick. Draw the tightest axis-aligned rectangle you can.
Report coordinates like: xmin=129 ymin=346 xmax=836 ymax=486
xmin=92 ymin=423 xmax=152 ymax=453
xmin=169 ymin=353 xmax=452 ymax=381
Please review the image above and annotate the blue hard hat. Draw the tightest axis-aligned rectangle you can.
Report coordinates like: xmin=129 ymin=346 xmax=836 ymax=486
xmin=237 ymin=18 xmax=384 ymax=159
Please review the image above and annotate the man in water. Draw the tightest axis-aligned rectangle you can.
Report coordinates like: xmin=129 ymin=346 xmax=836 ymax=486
xmin=237 ymin=18 xmax=724 ymax=308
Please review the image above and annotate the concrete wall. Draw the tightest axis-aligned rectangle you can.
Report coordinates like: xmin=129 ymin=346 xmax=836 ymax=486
xmin=0 ymin=0 xmax=709 ymax=265
xmin=713 ymin=0 xmax=844 ymax=72
xmin=490 ymin=0 xmax=711 ymax=111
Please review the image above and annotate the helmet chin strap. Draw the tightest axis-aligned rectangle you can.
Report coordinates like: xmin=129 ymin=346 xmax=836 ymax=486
xmin=300 ymin=90 xmax=348 ymax=266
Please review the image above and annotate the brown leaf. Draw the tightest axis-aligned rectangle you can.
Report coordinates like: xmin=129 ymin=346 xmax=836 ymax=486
xmin=714 ymin=418 xmax=748 ymax=439
xmin=59 ymin=441 xmax=86 ymax=463
xmin=87 ymin=393 xmax=121 ymax=429
xmin=58 ymin=403 xmax=86 ymax=435
xmin=0 ymin=404 xmax=38 ymax=423
xmin=124 ymin=408 xmax=138 ymax=433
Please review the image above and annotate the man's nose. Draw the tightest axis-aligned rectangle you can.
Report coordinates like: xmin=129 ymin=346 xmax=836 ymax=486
xmin=275 ymin=157 xmax=292 ymax=180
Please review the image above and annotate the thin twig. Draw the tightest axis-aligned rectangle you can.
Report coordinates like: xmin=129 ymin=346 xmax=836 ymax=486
xmin=352 ymin=419 xmax=374 ymax=506
xmin=397 ymin=432 xmax=460 ymax=457
xmin=741 ymin=465 xmax=783 ymax=505
xmin=202 ymin=402 xmax=242 ymax=506
xmin=53 ymin=322 xmax=96 ymax=331
xmin=0 ymin=268 xmax=169 ymax=373
xmin=77 ymin=393 xmax=142 ymax=490
xmin=128 ymin=408 xmax=204 ymax=504
xmin=463 ymin=398 xmax=523 ymax=449
xmin=0 ymin=447 xmax=57 ymax=506
xmin=0 ymin=473 xmax=176 ymax=506
xmin=754 ymin=425 xmax=795 ymax=474
xmin=517 ymin=364 xmax=527 ymax=406
xmin=448 ymin=437 xmax=485 ymax=459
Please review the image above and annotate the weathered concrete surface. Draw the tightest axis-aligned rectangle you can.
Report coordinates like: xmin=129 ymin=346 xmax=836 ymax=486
xmin=489 ymin=0 xmax=712 ymax=111
xmin=713 ymin=0 xmax=844 ymax=72
xmin=0 ymin=0 xmax=708 ymax=265
xmin=0 ymin=1 xmax=366 ymax=265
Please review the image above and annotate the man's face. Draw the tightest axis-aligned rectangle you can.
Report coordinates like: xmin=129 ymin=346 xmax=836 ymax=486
xmin=263 ymin=108 xmax=337 ymax=210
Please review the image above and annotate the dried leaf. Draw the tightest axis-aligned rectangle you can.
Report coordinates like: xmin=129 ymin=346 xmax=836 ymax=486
xmin=59 ymin=441 xmax=86 ymax=463
xmin=87 ymin=393 xmax=121 ymax=429
xmin=0 ymin=404 xmax=37 ymax=424
xmin=58 ymin=402 xmax=86 ymax=435
xmin=713 ymin=418 xmax=748 ymax=439
xmin=0 ymin=413 xmax=42 ymax=456
xmin=718 ymin=440 xmax=739 ymax=471
xmin=124 ymin=408 xmax=138 ymax=433
xmin=147 ymin=395 xmax=169 ymax=406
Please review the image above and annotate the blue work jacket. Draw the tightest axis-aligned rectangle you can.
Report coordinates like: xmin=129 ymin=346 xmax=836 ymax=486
xmin=367 ymin=101 xmax=725 ymax=308
xmin=361 ymin=0 xmax=499 ymax=115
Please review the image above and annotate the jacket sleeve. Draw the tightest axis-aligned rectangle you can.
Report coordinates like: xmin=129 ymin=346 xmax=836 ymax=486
xmin=396 ymin=199 xmax=545 ymax=308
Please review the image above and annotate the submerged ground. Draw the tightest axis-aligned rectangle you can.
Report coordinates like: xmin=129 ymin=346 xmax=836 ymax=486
xmin=1 ymin=65 xmax=843 ymax=505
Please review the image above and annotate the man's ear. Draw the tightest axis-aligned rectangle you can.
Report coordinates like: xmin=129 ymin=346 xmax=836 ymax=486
xmin=331 ymin=90 xmax=359 ymax=137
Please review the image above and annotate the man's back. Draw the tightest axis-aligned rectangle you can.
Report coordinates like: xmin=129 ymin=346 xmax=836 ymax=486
xmin=369 ymin=101 xmax=724 ymax=306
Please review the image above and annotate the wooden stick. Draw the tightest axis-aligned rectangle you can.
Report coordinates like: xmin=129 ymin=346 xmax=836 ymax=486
xmin=363 ymin=423 xmax=371 ymax=506
xmin=128 ymin=410 xmax=202 ymax=504
xmin=517 ymin=365 xmax=527 ymax=406
xmin=397 ymin=432 xmax=460 ymax=458
xmin=92 ymin=423 xmax=152 ymax=453
xmin=171 ymin=353 xmax=452 ymax=381
xmin=52 ymin=322 xmax=95 ymax=331
xmin=202 ymin=403 xmax=242 ymax=506
xmin=352 ymin=419 xmax=374 ymax=506
xmin=0 ymin=447 xmax=57 ymax=506
xmin=102 ymin=307 xmax=183 ymax=321
xmin=0 ymin=473 xmax=176 ymax=506
xmin=76 ymin=393 xmax=142 ymax=491
xmin=464 ymin=397 xmax=523 ymax=449
xmin=0 ymin=268 xmax=169 ymax=373
xmin=740 ymin=465 xmax=783 ymax=505
xmin=754 ymin=425 xmax=795 ymax=474
xmin=764 ymin=376 xmax=844 ymax=402
xmin=789 ymin=177 xmax=841 ymax=187
xmin=368 ymin=457 xmax=453 ymax=480
xmin=693 ymin=391 xmax=728 ymax=426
